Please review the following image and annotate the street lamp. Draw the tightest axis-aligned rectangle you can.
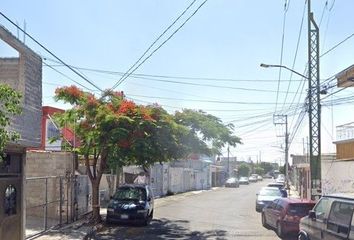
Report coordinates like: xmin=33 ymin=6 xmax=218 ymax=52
xmin=260 ymin=63 xmax=309 ymax=80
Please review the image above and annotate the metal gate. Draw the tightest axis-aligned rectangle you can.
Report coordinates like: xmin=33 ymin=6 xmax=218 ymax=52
xmin=74 ymin=175 xmax=92 ymax=218
xmin=25 ymin=175 xmax=71 ymax=238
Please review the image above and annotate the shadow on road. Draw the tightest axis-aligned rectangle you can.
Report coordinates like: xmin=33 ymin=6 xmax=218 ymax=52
xmin=97 ymin=218 xmax=228 ymax=240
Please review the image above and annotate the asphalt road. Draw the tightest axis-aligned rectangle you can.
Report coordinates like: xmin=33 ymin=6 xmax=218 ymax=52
xmin=96 ymin=180 xmax=296 ymax=240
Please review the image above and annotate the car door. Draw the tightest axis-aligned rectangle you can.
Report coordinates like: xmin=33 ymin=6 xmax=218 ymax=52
xmin=304 ymin=197 xmax=331 ymax=240
xmin=323 ymin=201 xmax=354 ymax=240
xmin=268 ymin=200 xmax=280 ymax=228
xmin=273 ymin=199 xmax=285 ymax=227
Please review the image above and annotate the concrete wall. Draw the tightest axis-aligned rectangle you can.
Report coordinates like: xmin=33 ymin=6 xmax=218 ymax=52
xmin=322 ymin=159 xmax=354 ymax=195
xmin=0 ymin=26 xmax=42 ymax=148
xmin=25 ymin=152 xmax=74 ymax=219
xmin=26 ymin=151 xmax=74 ymax=177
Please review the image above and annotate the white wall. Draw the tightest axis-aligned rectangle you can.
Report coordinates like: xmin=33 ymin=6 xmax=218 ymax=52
xmin=322 ymin=159 xmax=354 ymax=195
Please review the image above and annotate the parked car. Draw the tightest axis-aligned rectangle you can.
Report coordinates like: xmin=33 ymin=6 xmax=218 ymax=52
xmin=239 ymin=177 xmax=249 ymax=185
xmin=276 ymin=174 xmax=285 ymax=184
xmin=106 ymin=184 xmax=154 ymax=225
xmin=299 ymin=194 xmax=354 ymax=240
xmin=267 ymin=182 xmax=285 ymax=189
xmin=261 ymin=198 xmax=315 ymax=237
xmin=255 ymin=187 xmax=283 ymax=212
xmin=257 ymin=175 xmax=263 ymax=181
xmin=249 ymin=175 xmax=258 ymax=183
xmin=225 ymin=177 xmax=239 ymax=188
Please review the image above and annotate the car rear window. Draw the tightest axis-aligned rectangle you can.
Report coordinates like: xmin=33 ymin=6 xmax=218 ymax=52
xmin=114 ymin=187 xmax=147 ymax=201
xmin=288 ymin=203 xmax=315 ymax=216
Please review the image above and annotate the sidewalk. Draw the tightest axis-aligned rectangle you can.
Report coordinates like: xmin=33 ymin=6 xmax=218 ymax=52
xmin=30 ymin=187 xmax=221 ymax=240
xmin=27 ymin=216 xmax=96 ymax=240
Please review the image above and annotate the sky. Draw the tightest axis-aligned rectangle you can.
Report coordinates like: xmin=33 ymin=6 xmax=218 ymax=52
xmin=1 ymin=0 xmax=354 ymax=165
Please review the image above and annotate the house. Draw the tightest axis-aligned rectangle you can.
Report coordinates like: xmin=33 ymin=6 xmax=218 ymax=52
xmin=323 ymin=122 xmax=354 ymax=195
xmin=0 ymin=25 xmax=42 ymax=240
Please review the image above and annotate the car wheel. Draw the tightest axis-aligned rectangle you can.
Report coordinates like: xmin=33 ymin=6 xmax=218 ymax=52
xmin=276 ymin=222 xmax=284 ymax=238
xmin=261 ymin=213 xmax=270 ymax=229
xmin=143 ymin=211 xmax=153 ymax=226
xmin=298 ymin=232 xmax=309 ymax=240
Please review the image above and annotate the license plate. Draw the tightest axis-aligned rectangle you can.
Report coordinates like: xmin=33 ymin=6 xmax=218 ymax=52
xmin=120 ymin=214 xmax=129 ymax=219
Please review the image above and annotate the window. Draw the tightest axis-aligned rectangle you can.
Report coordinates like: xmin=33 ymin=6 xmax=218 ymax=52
xmin=4 ymin=185 xmax=16 ymax=216
xmin=47 ymin=121 xmax=60 ymax=139
xmin=314 ymin=197 xmax=330 ymax=221
xmin=113 ymin=187 xmax=147 ymax=201
xmin=327 ymin=201 xmax=354 ymax=236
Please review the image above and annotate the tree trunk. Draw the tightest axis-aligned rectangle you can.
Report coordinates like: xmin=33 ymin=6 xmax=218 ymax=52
xmin=115 ymin=166 xmax=121 ymax=191
xmin=91 ymin=179 xmax=101 ymax=223
xmin=106 ymin=171 xmax=114 ymax=198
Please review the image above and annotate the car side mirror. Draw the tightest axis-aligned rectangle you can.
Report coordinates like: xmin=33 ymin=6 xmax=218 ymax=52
xmin=147 ymin=197 xmax=152 ymax=202
xmin=308 ymin=210 xmax=316 ymax=220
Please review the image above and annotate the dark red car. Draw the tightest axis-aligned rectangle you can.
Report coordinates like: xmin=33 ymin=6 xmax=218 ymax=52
xmin=261 ymin=198 xmax=315 ymax=237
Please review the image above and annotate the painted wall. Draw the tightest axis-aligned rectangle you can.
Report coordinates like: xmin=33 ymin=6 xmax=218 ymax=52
xmin=322 ymin=159 xmax=354 ymax=195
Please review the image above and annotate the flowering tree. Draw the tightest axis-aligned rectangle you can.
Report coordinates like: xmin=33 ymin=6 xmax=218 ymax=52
xmin=0 ymin=84 xmax=22 ymax=161
xmin=54 ymin=86 xmax=189 ymax=222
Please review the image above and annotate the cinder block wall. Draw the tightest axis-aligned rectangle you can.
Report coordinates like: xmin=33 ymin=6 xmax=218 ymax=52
xmin=25 ymin=152 xmax=74 ymax=219
xmin=0 ymin=25 xmax=42 ymax=148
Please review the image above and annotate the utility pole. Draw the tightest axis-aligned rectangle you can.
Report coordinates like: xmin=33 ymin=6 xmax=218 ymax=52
xmin=307 ymin=0 xmax=321 ymax=200
xmin=274 ymin=114 xmax=289 ymax=191
xmin=227 ymin=145 xmax=230 ymax=178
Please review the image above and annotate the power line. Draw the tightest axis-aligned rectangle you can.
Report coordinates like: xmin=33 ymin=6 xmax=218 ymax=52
xmin=115 ymin=0 xmax=198 ymax=88
xmin=43 ymin=62 xmax=97 ymax=92
xmin=111 ymin=0 xmax=209 ymax=90
xmin=280 ymin=0 xmax=306 ymax=111
xmin=275 ymin=1 xmax=289 ymax=113
xmin=0 ymin=11 xmax=103 ymax=92
xmin=125 ymin=93 xmax=301 ymax=105
xmin=320 ymin=32 xmax=354 ymax=58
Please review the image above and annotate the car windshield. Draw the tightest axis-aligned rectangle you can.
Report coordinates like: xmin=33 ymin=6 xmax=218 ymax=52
xmin=113 ymin=187 xmax=146 ymax=201
xmin=259 ymin=189 xmax=282 ymax=196
xmin=288 ymin=204 xmax=315 ymax=216
xmin=240 ymin=177 xmax=248 ymax=180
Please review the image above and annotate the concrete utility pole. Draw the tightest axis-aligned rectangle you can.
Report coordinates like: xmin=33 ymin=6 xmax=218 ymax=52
xmin=307 ymin=0 xmax=321 ymax=200
xmin=227 ymin=145 xmax=230 ymax=178
xmin=274 ymin=114 xmax=289 ymax=190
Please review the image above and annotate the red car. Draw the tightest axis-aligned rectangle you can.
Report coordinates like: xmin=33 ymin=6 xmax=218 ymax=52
xmin=261 ymin=198 xmax=315 ymax=237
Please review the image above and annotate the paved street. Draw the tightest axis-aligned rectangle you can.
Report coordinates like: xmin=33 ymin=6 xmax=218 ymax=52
xmin=96 ymin=180 xmax=295 ymax=240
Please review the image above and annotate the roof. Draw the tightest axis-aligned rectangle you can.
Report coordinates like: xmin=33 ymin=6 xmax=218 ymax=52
xmin=324 ymin=193 xmax=354 ymax=201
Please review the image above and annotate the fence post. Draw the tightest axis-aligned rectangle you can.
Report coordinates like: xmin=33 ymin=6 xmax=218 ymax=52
xmin=59 ymin=177 xmax=63 ymax=226
xmin=44 ymin=178 xmax=48 ymax=230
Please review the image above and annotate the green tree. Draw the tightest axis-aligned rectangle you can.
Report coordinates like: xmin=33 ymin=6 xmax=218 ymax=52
xmin=254 ymin=166 xmax=265 ymax=176
xmin=174 ymin=109 xmax=241 ymax=155
xmin=259 ymin=162 xmax=275 ymax=174
xmin=0 ymin=84 xmax=22 ymax=160
xmin=54 ymin=87 xmax=191 ymax=222
xmin=238 ymin=163 xmax=250 ymax=177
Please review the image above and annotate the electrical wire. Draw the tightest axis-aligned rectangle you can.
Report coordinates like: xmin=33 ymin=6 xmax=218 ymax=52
xmin=111 ymin=0 xmax=209 ymax=90
xmin=0 ymin=11 xmax=103 ymax=92
xmin=116 ymin=0 xmax=198 ymax=88
xmin=280 ymin=0 xmax=306 ymax=112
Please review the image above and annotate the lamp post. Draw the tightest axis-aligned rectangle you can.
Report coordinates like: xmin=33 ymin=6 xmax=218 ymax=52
xmin=260 ymin=63 xmax=308 ymax=80
xmin=260 ymin=63 xmax=323 ymax=200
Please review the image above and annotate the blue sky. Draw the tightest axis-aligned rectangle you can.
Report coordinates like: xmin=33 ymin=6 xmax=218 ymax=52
xmin=1 ymin=0 xmax=354 ymax=164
